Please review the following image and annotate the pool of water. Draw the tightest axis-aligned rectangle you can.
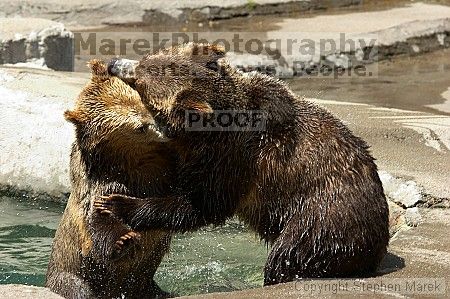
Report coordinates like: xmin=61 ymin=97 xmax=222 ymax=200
xmin=0 ymin=194 xmax=64 ymax=286
xmin=0 ymin=193 xmax=268 ymax=296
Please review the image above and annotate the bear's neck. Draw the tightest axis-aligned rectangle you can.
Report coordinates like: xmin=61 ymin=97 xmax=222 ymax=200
xmin=71 ymin=139 xmax=174 ymax=197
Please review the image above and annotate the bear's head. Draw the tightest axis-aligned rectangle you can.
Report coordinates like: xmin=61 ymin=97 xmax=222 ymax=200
xmin=133 ymin=43 xmax=228 ymax=116
xmin=65 ymin=59 xmax=166 ymax=151
xmin=109 ymin=43 xmax=263 ymax=139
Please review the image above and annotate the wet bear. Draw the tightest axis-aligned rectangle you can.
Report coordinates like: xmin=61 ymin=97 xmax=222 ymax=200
xmin=46 ymin=60 xmax=175 ymax=298
xmin=97 ymin=43 xmax=390 ymax=285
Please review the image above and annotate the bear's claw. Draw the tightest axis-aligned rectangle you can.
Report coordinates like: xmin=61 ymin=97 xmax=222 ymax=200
xmin=93 ymin=197 xmax=113 ymax=214
xmin=94 ymin=194 xmax=140 ymax=223
xmin=112 ymin=231 xmax=142 ymax=260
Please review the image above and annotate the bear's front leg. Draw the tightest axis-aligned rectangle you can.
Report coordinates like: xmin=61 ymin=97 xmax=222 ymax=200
xmin=94 ymin=194 xmax=144 ymax=225
xmin=94 ymin=194 xmax=208 ymax=232
xmin=88 ymin=210 xmax=141 ymax=262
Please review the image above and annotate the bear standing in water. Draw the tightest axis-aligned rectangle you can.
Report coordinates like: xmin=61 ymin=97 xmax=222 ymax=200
xmin=97 ymin=43 xmax=390 ymax=285
xmin=46 ymin=60 xmax=175 ymax=298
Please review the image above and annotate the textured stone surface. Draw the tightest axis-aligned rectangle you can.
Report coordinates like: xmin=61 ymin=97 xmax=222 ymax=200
xmin=0 ymin=18 xmax=73 ymax=71
xmin=227 ymin=3 xmax=450 ymax=77
xmin=0 ymin=285 xmax=63 ymax=299
xmin=0 ymin=0 xmax=362 ymax=28
xmin=0 ymin=67 xmax=86 ymax=199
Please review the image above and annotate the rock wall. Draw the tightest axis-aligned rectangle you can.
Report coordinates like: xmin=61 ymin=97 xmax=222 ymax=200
xmin=0 ymin=18 xmax=73 ymax=71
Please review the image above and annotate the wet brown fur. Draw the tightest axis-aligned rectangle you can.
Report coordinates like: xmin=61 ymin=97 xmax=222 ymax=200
xmin=99 ymin=44 xmax=390 ymax=285
xmin=46 ymin=60 xmax=176 ymax=298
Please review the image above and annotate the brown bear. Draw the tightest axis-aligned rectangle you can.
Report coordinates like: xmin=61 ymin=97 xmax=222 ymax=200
xmin=96 ymin=43 xmax=390 ymax=285
xmin=46 ymin=60 xmax=176 ymax=298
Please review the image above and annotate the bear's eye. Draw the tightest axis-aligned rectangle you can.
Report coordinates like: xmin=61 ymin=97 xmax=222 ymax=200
xmin=137 ymin=124 xmax=148 ymax=133
xmin=205 ymin=61 xmax=219 ymax=72
xmin=137 ymin=119 xmax=153 ymax=133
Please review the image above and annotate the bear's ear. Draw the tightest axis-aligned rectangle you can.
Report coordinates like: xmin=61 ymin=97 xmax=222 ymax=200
xmin=87 ymin=59 xmax=108 ymax=77
xmin=192 ymin=43 xmax=226 ymax=57
xmin=189 ymin=43 xmax=226 ymax=71
xmin=64 ymin=109 xmax=85 ymax=125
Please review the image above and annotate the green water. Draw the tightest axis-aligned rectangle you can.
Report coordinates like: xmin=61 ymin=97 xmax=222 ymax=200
xmin=0 ymin=194 xmax=268 ymax=296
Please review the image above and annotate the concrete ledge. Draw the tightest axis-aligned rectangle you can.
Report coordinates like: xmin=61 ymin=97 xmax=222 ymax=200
xmin=0 ymin=18 xmax=73 ymax=71
xmin=227 ymin=3 xmax=450 ymax=77
xmin=0 ymin=0 xmax=362 ymax=28
xmin=141 ymin=0 xmax=362 ymax=26
xmin=0 ymin=285 xmax=62 ymax=299
xmin=0 ymin=67 xmax=86 ymax=199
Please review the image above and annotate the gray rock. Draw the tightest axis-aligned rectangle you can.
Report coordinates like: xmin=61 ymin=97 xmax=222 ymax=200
xmin=0 ymin=18 xmax=73 ymax=71
xmin=0 ymin=285 xmax=63 ymax=299
xmin=379 ymin=171 xmax=422 ymax=208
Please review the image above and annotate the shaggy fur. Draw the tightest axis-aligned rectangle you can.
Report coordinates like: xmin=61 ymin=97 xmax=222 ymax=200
xmin=46 ymin=60 xmax=175 ymax=298
xmin=97 ymin=44 xmax=390 ymax=285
